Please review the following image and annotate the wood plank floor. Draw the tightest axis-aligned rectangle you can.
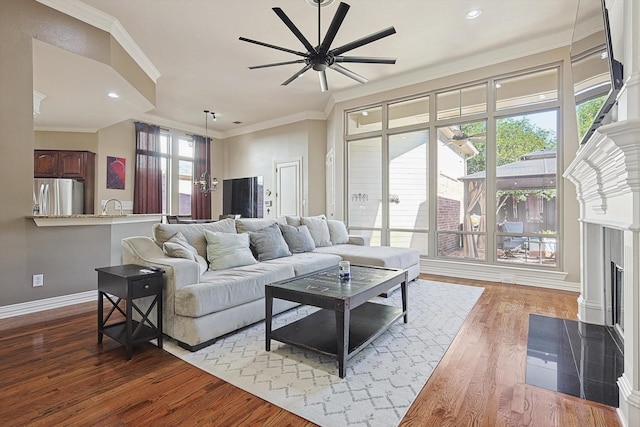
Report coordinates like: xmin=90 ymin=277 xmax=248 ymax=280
xmin=0 ymin=275 xmax=620 ymax=426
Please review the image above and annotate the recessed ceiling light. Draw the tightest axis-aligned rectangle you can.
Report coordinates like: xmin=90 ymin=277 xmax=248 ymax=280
xmin=495 ymin=83 xmax=502 ymax=89
xmin=107 ymin=92 xmax=119 ymax=99
xmin=539 ymin=94 xmax=546 ymax=99
xmin=362 ymin=111 xmax=369 ymax=116
xmin=600 ymin=51 xmax=608 ymax=60
xmin=466 ymin=9 xmax=481 ymax=20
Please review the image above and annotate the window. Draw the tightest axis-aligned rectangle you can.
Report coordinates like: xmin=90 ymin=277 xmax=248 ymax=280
xmin=345 ymin=65 xmax=561 ymax=269
xmin=436 ymin=121 xmax=486 ymax=260
xmin=159 ymin=130 xmax=194 ymax=215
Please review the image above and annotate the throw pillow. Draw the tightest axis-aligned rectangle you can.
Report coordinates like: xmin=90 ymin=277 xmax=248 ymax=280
xmin=163 ymin=242 xmax=208 ymax=275
xmin=278 ymin=223 xmax=316 ymax=253
xmin=327 ymin=220 xmax=350 ymax=245
xmin=301 ymin=216 xmax=332 ymax=247
xmin=166 ymin=232 xmax=208 ymax=274
xmin=204 ymin=230 xmax=257 ymax=271
xmin=248 ymin=223 xmax=292 ymax=261
xmin=236 ymin=218 xmax=281 ymax=234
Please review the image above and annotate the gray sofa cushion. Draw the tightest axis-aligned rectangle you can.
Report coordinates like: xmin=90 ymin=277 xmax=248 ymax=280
xmin=236 ymin=217 xmax=286 ymax=234
xmin=279 ymin=223 xmax=315 ymax=253
xmin=264 ymin=252 xmax=342 ymax=276
xmin=327 ymin=220 xmax=349 ymax=245
xmin=301 ymin=216 xmax=332 ymax=247
xmin=205 ymin=230 xmax=257 ymax=270
xmin=285 ymin=214 xmax=325 ymax=227
xmin=313 ymin=244 xmax=420 ymax=269
xmin=249 ymin=223 xmax=292 ymax=261
xmin=153 ymin=218 xmax=237 ymax=257
xmin=175 ymin=262 xmax=294 ymax=317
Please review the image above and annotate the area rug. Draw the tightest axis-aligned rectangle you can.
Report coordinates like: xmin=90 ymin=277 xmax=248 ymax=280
xmin=164 ymin=280 xmax=483 ymax=427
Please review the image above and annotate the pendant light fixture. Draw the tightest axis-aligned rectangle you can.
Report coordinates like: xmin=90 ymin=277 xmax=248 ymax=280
xmin=194 ymin=109 xmax=216 ymax=193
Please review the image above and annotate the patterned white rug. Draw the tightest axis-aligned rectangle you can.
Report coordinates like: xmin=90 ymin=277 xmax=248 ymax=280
xmin=164 ymin=280 xmax=483 ymax=427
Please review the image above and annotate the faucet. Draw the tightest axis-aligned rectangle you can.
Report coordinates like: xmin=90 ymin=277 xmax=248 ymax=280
xmin=101 ymin=199 xmax=124 ymax=215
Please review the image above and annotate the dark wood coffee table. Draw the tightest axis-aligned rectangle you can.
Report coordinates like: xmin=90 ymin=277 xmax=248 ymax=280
xmin=265 ymin=264 xmax=408 ymax=378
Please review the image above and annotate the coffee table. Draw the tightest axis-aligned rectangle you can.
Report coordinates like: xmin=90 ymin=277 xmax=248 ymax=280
xmin=265 ymin=264 xmax=408 ymax=378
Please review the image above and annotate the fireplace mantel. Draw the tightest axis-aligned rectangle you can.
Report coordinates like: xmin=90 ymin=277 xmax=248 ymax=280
xmin=564 ymin=119 xmax=640 ymax=217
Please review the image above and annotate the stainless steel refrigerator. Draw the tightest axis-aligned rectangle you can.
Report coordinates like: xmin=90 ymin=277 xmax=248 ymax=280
xmin=33 ymin=178 xmax=84 ymax=215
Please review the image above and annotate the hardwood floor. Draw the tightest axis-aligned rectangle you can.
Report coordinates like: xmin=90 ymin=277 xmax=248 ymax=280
xmin=0 ymin=275 xmax=620 ymax=426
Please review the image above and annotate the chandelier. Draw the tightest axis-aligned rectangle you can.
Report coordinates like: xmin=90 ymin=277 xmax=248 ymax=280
xmin=194 ymin=109 xmax=217 ymax=193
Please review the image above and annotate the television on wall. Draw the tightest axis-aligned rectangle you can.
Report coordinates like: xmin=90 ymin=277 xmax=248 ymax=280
xmin=222 ymin=176 xmax=263 ymax=218
xmin=570 ymin=0 xmax=623 ymax=145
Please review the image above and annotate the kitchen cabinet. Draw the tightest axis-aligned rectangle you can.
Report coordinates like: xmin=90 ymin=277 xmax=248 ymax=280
xmin=34 ymin=150 xmax=96 ymax=214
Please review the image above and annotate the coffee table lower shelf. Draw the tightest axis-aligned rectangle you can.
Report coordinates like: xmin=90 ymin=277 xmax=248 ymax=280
xmin=270 ymin=302 xmax=404 ymax=359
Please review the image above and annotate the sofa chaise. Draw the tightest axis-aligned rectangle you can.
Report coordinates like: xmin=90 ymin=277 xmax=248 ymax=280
xmin=122 ymin=216 xmax=420 ymax=351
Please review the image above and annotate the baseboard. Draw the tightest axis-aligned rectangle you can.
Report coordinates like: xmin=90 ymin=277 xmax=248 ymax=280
xmin=420 ymin=259 xmax=579 ymax=292
xmin=0 ymin=290 xmax=97 ymax=319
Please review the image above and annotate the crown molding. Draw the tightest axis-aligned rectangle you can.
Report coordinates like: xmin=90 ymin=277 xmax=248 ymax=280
xmin=220 ymin=111 xmax=327 ymax=139
xmin=330 ymin=28 xmax=572 ymax=105
xmin=35 ymin=0 xmax=160 ymax=82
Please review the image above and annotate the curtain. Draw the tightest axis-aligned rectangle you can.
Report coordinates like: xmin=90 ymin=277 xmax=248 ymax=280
xmin=133 ymin=122 xmax=163 ymax=214
xmin=191 ymin=134 xmax=212 ymax=220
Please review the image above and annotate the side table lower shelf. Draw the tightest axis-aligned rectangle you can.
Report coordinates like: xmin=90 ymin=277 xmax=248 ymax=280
xmin=101 ymin=321 xmax=162 ymax=346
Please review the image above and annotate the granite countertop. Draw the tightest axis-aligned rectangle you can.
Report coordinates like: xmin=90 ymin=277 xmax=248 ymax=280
xmin=27 ymin=214 xmax=162 ymax=227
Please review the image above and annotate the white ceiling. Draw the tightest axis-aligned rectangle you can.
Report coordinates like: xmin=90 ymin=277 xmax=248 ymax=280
xmin=33 ymin=0 xmax=581 ymax=137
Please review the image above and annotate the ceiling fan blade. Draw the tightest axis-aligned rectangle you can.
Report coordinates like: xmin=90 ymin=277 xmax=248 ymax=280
xmin=272 ymin=7 xmax=316 ymax=53
xmin=330 ymin=64 xmax=367 ymax=84
xmin=330 ymin=26 xmax=397 ymax=56
xmin=249 ymin=59 xmax=307 ymax=70
xmin=319 ymin=2 xmax=350 ymax=53
xmin=282 ymin=64 xmax=313 ymax=86
xmin=334 ymin=56 xmax=396 ymax=64
xmin=318 ymin=70 xmax=328 ymax=92
xmin=239 ymin=37 xmax=308 ymax=57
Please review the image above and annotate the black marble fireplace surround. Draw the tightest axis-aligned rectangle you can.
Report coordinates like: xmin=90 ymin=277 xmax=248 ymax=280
xmin=526 ymin=314 xmax=623 ymax=407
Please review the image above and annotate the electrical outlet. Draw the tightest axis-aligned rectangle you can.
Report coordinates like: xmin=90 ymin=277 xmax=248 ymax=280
xmin=32 ymin=274 xmax=44 ymax=287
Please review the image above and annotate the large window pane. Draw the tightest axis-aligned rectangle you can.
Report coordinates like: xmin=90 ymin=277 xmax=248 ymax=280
xmin=348 ymin=138 xmax=382 ymax=229
xmin=388 ymin=96 xmax=429 ymax=128
xmin=437 ymin=121 xmax=486 ymax=260
xmin=496 ymin=68 xmax=558 ymax=110
xmin=178 ymin=160 xmax=192 ymax=215
xmin=391 ymin=231 xmax=428 ymax=255
xmin=389 ymin=130 xmax=428 ymax=230
xmin=178 ymin=138 xmax=193 ymax=158
xmin=437 ymin=84 xmax=487 ymax=120
xmin=495 ymin=110 xmax=557 ymax=267
xmin=347 ymin=106 xmax=382 ymax=135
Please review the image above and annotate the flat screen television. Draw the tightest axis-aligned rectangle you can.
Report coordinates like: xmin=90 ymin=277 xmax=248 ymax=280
xmin=222 ymin=176 xmax=263 ymax=218
xmin=570 ymin=0 xmax=623 ymax=145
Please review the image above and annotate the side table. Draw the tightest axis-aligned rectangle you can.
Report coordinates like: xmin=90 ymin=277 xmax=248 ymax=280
xmin=95 ymin=264 xmax=164 ymax=360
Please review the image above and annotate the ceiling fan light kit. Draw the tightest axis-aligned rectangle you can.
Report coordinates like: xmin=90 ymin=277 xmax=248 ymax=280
xmin=239 ymin=1 xmax=397 ymax=92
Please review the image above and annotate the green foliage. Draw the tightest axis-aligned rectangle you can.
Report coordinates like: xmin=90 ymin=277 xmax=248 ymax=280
xmin=466 ymin=117 xmax=556 ymax=175
xmin=576 ymin=95 xmax=606 ymax=140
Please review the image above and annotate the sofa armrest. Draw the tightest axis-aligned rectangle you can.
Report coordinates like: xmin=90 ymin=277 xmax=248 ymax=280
xmin=121 ymin=236 xmax=201 ymax=291
xmin=348 ymin=235 xmax=370 ymax=246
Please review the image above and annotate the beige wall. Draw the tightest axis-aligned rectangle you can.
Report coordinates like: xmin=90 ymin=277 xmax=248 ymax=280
xmin=0 ymin=0 xmax=154 ymax=307
xmin=223 ymin=120 xmax=327 ymax=218
xmin=96 ymin=120 xmax=136 ymax=213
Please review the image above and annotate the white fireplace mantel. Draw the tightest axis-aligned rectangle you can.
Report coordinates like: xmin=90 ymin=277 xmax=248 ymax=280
xmin=564 ymin=119 xmax=640 ymax=219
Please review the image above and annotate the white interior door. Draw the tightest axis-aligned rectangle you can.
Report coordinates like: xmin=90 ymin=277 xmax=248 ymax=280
xmin=275 ymin=159 xmax=301 ymax=218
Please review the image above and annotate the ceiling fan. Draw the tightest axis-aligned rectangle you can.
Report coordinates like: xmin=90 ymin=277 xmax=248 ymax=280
xmin=239 ymin=0 xmax=397 ymax=92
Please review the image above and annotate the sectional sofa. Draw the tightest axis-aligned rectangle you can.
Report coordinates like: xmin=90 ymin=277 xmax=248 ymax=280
xmin=121 ymin=216 xmax=420 ymax=351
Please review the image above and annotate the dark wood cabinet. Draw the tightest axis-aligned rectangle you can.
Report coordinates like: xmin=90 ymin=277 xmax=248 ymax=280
xmin=34 ymin=150 xmax=96 ymax=214
xmin=33 ymin=150 xmax=59 ymax=177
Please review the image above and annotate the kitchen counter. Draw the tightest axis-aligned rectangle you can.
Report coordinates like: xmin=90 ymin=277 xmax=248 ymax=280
xmin=28 ymin=214 xmax=162 ymax=227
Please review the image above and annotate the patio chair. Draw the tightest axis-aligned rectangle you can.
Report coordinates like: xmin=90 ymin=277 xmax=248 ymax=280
xmin=498 ymin=221 xmax=526 ymax=251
